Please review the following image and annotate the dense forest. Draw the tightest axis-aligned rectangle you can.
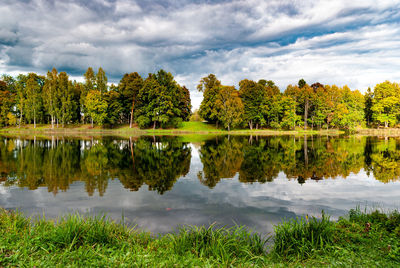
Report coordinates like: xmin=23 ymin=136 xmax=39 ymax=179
xmin=0 ymin=68 xmax=399 ymax=129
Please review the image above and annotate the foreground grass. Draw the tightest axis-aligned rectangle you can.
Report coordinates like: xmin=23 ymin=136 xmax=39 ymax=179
xmin=0 ymin=208 xmax=399 ymax=267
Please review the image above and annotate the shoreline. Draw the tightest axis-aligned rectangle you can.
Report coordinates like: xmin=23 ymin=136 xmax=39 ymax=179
xmin=2 ymin=123 xmax=400 ymax=137
xmin=0 ymin=122 xmax=346 ymax=136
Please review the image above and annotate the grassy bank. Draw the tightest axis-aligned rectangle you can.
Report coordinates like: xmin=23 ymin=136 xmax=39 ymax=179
xmin=1 ymin=208 xmax=399 ymax=267
xmin=0 ymin=122 xmax=343 ymax=136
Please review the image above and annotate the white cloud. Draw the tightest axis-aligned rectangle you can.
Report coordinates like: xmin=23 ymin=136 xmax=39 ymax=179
xmin=0 ymin=0 xmax=400 ymax=108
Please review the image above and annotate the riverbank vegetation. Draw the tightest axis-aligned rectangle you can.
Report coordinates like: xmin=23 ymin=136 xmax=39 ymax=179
xmin=1 ymin=69 xmax=399 ymax=131
xmin=0 ymin=207 xmax=399 ymax=266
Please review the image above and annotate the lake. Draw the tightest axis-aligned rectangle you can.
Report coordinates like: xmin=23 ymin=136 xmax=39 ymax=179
xmin=1 ymin=135 xmax=400 ymax=235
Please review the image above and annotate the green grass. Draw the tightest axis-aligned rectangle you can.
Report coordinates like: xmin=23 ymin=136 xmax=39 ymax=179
xmin=273 ymin=212 xmax=335 ymax=260
xmin=0 ymin=122 xmax=344 ymax=136
xmin=1 ymin=207 xmax=399 ymax=267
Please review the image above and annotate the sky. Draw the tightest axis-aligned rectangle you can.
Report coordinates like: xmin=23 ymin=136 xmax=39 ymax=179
xmin=1 ymin=0 xmax=400 ymax=109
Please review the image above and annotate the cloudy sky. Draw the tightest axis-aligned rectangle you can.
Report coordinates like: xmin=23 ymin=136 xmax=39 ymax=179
xmin=1 ymin=0 xmax=400 ymax=108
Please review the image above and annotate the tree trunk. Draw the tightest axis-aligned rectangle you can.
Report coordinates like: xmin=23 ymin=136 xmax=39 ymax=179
xmin=34 ymin=110 xmax=36 ymax=129
xmin=304 ymin=98 xmax=309 ymax=130
xmin=228 ymin=124 xmax=230 ymax=131
xmin=91 ymin=118 xmax=93 ymax=128
xmin=385 ymin=121 xmax=388 ymax=128
xmin=19 ymin=110 xmax=22 ymax=128
xmin=153 ymin=121 xmax=156 ymax=130
xmin=51 ymin=115 xmax=54 ymax=129
xmin=311 ymin=117 xmax=314 ymax=130
xmin=216 ymin=121 xmax=219 ymax=129
xmin=130 ymin=110 xmax=134 ymax=128
xmin=249 ymin=120 xmax=253 ymax=130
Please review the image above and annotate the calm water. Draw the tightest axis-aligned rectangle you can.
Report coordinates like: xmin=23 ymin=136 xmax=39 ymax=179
xmin=1 ymin=135 xmax=400 ymax=234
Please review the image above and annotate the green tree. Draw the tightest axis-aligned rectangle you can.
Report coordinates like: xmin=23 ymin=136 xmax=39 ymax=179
xmin=57 ymin=72 xmax=75 ymax=127
xmin=83 ymin=67 xmax=96 ymax=94
xmin=82 ymin=67 xmax=96 ymax=123
xmin=70 ymin=81 xmax=83 ymax=123
xmin=285 ymin=81 xmax=314 ymax=129
xmin=0 ymin=80 xmax=15 ymax=127
xmin=43 ymin=68 xmax=59 ymax=128
xmin=309 ymin=83 xmax=329 ymax=129
xmin=371 ymin=81 xmax=400 ymax=128
xmin=179 ymin=86 xmax=192 ymax=122
xmin=239 ymin=79 xmax=267 ymax=129
xmin=267 ymin=95 xmax=283 ymax=129
xmin=280 ymin=96 xmax=301 ymax=130
xmin=198 ymin=74 xmax=222 ymax=127
xmin=298 ymin=78 xmax=306 ymax=89
xmin=118 ymin=72 xmax=143 ymax=127
xmin=135 ymin=70 xmax=191 ymax=129
xmin=331 ymin=86 xmax=365 ymax=129
xmin=105 ymin=89 xmax=124 ymax=125
xmin=25 ymin=73 xmax=43 ymax=128
xmin=364 ymin=87 xmax=373 ymax=126
xmin=96 ymin=67 xmax=108 ymax=95
xmin=85 ymin=90 xmax=108 ymax=126
xmin=15 ymin=74 xmax=28 ymax=127
xmin=215 ymin=86 xmax=244 ymax=131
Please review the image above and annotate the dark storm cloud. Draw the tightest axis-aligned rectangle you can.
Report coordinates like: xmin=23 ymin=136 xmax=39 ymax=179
xmin=0 ymin=0 xmax=400 ymax=107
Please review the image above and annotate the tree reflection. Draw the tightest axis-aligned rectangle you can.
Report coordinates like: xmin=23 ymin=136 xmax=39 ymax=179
xmin=0 ymin=135 xmax=400 ymax=195
xmin=118 ymin=137 xmax=191 ymax=194
xmin=198 ymin=135 xmax=400 ymax=187
xmin=367 ymin=137 xmax=400 ymax=183
xmin=197 ymin=136 xmax=243 ymax=188
xmin=0 ymin=136 xmax=191 ymax=195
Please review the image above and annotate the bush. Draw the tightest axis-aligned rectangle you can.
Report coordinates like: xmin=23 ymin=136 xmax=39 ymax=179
xmin=136 ymin=115 xmax=151 ymax=129
xmin=161 ymin=117 xmax=183 ymax=128
xmin=270 ymin=121 xmax=280 ymax=129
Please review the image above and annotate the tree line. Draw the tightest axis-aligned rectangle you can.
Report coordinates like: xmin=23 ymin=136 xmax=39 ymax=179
xmin=197 ymin=74 xmax=400 ymax=130
xmin=0 ymin=68 xmax=191 ymax=128
xmin=1 ymin=69 xmax=399 ymax=129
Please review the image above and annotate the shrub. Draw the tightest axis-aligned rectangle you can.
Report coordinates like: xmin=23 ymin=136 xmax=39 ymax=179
xmin=136 ymin=115 xmax=151 ymax=128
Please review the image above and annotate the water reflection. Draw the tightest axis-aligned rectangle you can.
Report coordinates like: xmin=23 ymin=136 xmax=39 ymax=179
xmin=0 ymin=136 xmax=191 ymax=195
xmin=0 ymin=135 xmax=400 ymax=196
xmin=198 ymin=135 xmax=400 ymax=185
